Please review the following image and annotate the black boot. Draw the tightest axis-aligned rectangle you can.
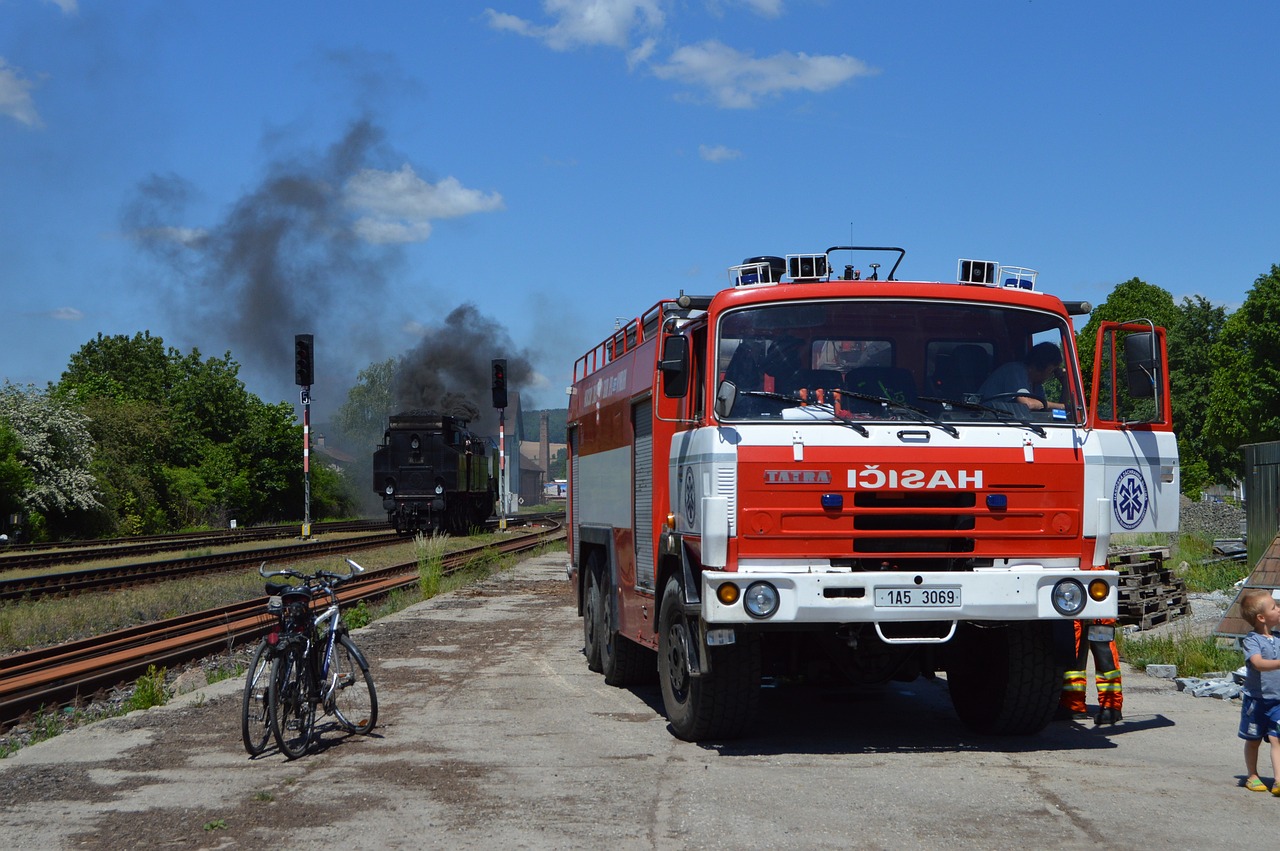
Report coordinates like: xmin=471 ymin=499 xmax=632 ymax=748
xmin=1094 ymin=707 xmax=1122 ymax=725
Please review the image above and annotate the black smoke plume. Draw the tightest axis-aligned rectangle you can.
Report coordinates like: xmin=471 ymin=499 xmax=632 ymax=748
xmin=392 ymin=303 xmax=534 ymax=429
xmin=122 ymin=119 xmax=400 ymax=408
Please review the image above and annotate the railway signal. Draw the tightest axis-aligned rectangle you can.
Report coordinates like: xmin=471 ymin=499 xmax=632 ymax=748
xmin=294 ymin=334 xmax=315 ymax=387
xmin=491 ymin=358 xmax=508 ymax=409
xmin=294 ymin=333 xmax=315 ymax=539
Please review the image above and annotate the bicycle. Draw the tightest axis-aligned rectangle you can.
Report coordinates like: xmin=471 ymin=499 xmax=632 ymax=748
xmin=262 ymin=558 xmax=379 ymax=759
xmin=241 ymin=565 xmax=298 ymax=756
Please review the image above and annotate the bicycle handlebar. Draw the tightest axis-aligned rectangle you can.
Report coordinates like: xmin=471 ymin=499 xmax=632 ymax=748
xmin=259 ymin=558 xmax=366 ymax=587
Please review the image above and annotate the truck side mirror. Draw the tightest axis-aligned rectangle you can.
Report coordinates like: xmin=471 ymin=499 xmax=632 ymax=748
xmin=1123 ymin=332 xmax=1156 ymax=399
xmin=659 ymin=335 xmax=690 ymax=398
xmin=714 ymin=380 xmax=738 ymax=418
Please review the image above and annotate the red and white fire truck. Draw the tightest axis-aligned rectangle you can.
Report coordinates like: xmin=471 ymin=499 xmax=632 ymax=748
xmin=567 ymin=247 xmax=1178 ymax=741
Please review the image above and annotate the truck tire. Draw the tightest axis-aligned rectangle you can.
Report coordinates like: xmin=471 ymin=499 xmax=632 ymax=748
xmin=600 ymin=567 xmax=656 ymax=687
xmin=582 ymin=553 xmax=605 ymax=673
xmin=658 ymin=576 xmax=760 ymax=741
xmin=946 ymin=621 xmax=1061 ymax=735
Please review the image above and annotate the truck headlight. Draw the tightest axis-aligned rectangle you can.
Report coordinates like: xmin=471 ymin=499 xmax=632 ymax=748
xmin=743 ymin=582 xmax=779 ymax=619
xmin=1051 ymin=579 xmax=1087 ymax=616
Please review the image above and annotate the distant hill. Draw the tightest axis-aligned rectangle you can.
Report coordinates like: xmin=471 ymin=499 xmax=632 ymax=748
xmin=520 ymin=409 xmax=567 ymax=443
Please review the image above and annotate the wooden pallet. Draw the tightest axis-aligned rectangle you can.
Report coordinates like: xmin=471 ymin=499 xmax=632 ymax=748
xmin=1111 ymin=547 xmax=1190 ymax=629
xmin=1130 ymin=605 xmax=1192 ymax=630
xmin=1110 ymin=547 xmax=1171 ymax=567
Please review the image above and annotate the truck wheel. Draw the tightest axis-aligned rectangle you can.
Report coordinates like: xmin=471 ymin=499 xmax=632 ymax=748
xmin=582 ymin=554 xmax=605 ymax=673
xmin=657 ymin=576 xmax=760 ymax=741
xmin=601 ymin=567 xmax=656 ymax=687
xmin=947 ymin=621 xmax=1060 ymax=735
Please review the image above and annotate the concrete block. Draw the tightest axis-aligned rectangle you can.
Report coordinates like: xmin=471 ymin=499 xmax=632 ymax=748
xmin=1147 ymin=664 xmax=1178 ymax=679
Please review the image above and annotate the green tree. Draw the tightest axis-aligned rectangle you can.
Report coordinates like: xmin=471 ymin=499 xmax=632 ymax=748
xmin=1169 ymin=295 xmax=1229 ymax=493
xmin=0 ymin=420 xmax=33 ymax=534
xmin=80 ymin=396 xmax=173 ymax=535
xmin=330 ymin=358 xmax=395 ymax=518
xmin=225 ymin=398 xmax=301 ymax=523
xmin=59 ymin=331 xmax=175 ymax=405
xmin=0 ymin=382 xmax=101 ymax=540
xmin=331 ymin=358 xmax=395 ymax=452
xmin=57 ymin=332 xmax=318 ymax=531
xmin=1075 ymin=277 xmax=1178 ymax=394
xmin=1205 ymin=265 xmax=1280 ymax=477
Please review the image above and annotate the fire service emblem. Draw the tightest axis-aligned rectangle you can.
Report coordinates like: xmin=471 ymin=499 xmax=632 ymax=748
xmin=682 ymin=467 xmax=697 ymax=528
xmin=1112 ymin=467 xmax=1150 ymax=530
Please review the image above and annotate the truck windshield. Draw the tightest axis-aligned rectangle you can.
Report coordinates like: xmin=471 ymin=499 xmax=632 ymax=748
xmin=715 ymin=298 xmax=1084 ymax=426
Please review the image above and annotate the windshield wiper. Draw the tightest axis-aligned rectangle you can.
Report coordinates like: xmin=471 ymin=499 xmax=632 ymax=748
xmin=917 ymin=395 xmax=1046 ymax=438
xmin=836 ymin=390 xmax=959 ymax=438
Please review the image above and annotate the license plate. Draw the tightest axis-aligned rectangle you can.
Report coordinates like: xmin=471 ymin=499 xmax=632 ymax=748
xmin=875 ymin=586 xmax=961 ymax=607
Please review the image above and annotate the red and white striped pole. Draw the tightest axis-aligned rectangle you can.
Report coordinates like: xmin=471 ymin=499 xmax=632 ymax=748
xmin=302 ymin=388 xmax=312 ymax=538
xmin=498 ymin=409 xmax=507 ymax=531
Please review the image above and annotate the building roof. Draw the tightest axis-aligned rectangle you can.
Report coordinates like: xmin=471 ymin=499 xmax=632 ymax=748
xmin=1216 ymin=534 xmax=1280 ymax=639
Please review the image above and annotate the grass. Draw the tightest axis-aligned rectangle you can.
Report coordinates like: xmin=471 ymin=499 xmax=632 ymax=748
xmin=1118 ymin=632 xmax=1242 ymax=678
xmin=416 ymin=531 xmax=448 ymax=598
xmin=127 ymin=665 xmax=169 ymax=711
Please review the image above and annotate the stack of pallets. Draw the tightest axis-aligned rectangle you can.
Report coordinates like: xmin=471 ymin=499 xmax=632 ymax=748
xmin=1111 ymin=547 xmax=1190 ymax=630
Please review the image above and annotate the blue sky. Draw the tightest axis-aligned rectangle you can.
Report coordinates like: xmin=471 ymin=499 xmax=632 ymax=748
xmin=2 ymin=1 xmax=1277 ymax=423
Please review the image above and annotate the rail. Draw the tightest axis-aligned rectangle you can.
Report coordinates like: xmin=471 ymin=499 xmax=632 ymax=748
xmin=0 ymin=522 xmax=565 ymax=729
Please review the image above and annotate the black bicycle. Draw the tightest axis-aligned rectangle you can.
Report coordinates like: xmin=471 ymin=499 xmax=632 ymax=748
xmin=241 ymin=564 xmax=298 ymax=756
xmin=262 ymin=558 xmax=378 ymax=758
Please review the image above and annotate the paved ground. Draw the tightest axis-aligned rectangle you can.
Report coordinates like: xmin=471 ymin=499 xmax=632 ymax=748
xmin=0 ymin=552 xmax=1269 ymax=850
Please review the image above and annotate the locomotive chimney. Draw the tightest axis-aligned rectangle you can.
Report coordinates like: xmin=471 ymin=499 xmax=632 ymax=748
xmin=539 ymin=412 xmax=550 ymax=469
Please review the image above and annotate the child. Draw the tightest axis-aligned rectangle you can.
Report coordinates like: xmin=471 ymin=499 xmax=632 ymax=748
xmin=1239 ymin=588 xmax=1280 ymax=793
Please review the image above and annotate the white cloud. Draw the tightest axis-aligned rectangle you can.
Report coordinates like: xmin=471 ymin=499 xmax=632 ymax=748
xmin=49 ymin=307 xmax=84 ymax=321
xmin=740 ymin=0 xmax=783 ymax=16
xmin=699 ymin=144 xmax=742 ymax=163
xmin=485 ymin=0 xmax=664 ymax=51
xmin=0 ymin=59 xmax=43 ymax=128
xmin=707 ymin=0 xmax=783 ymax=17
xmin=651 ymin=40 xmax=876 ymax=109
xmin=344 ymin=165 xmax=505 ymax=245
xmin=128 ymin=225 xmax=208 ymax=247
xmin=44 ymin=0 xmax=78 ymax=14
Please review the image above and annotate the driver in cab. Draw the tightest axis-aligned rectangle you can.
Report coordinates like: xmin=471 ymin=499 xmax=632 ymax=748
xmin=978 ymin=342 xmax=1066 ymax=416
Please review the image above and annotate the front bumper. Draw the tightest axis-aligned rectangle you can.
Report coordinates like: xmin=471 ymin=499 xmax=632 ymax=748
xmin=700 ymin=566 xmax=1118 ymax=624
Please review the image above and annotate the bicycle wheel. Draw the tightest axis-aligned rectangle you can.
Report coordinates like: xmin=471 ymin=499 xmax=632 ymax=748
xmin=328 ymin=634 xmax=378 ymax=735
xmin=269 ymin=642 xmax=315 ymax=759
xmin=240 ymin=640 xmax=273 ymax=756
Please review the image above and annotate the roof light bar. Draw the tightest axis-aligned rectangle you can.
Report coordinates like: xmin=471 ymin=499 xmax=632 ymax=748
xmin=999 ymin=266 xmax=1038 ymax=290
xmin=957 ymin=259 xmax=1038 ymax=291
xmin=786 ymin=253 xmax=829 ymax=281
xmin=729 ymin=255 xmax=786 ymax=287
xmin=958 ymin=259 xmax=998 ymax=285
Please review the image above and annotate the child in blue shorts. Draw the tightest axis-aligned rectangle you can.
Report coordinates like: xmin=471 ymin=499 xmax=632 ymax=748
xmin=1239 ymin=588 xmax=1280 ymax=793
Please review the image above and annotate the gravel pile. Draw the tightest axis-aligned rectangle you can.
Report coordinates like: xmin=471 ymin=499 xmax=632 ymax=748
xmin=1178 ymin=494 xmax=1246 ymax=540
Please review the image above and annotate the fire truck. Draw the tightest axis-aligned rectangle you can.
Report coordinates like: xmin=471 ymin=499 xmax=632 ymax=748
xmin=567 ymin=247 xmax=1178 ymax=741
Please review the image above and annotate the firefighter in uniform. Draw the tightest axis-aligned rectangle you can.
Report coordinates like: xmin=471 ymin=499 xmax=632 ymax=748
xmin=1060 ymin=618 xmax=1123 ymax=724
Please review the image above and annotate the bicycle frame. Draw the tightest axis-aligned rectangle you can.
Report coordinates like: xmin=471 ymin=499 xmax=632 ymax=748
xmin=305 ymin=593 xmax=347 ymax=708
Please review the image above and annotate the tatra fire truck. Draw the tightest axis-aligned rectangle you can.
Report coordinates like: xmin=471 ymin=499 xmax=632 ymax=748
xmin=567 ymin=247 xmax=1178 ymax=741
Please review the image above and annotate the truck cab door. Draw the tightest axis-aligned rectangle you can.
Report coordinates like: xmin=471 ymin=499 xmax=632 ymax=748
xmin=1083 ymin=321 xmax=1180 ymax=558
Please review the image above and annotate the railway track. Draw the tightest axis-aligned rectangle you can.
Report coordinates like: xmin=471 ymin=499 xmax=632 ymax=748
xmin=0 ymin=519 xmax=389 ymax=572
xmin=0 ymin=511 xmax=565 ymax=601
xmin=0 ymin=532 xmax=404 ymax=601
xmin=0 ymin=522 xmax=565 ymax=730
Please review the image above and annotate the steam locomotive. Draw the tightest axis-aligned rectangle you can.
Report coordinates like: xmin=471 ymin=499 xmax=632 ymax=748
xmin=372 ymin=410 xmax=497 ymax=535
